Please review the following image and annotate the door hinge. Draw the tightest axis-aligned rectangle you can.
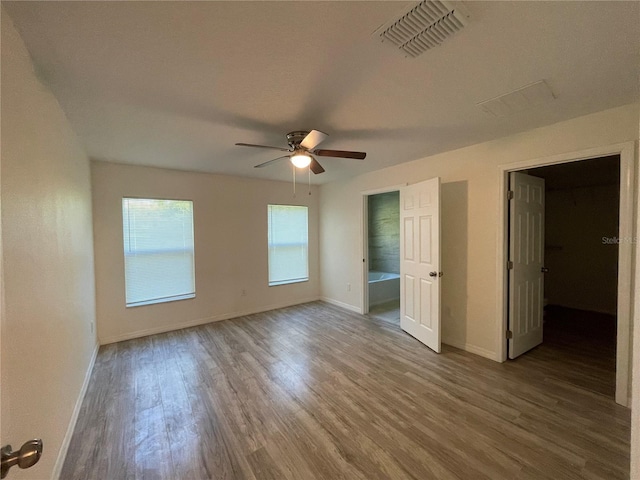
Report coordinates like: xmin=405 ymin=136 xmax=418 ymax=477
xmin=507 ymin=260 xmax=514 ymax=270
xmin=506 ymin=330 xmax=513 ymax=339
xmin=507 ymin=190 xmax=514 ymax=200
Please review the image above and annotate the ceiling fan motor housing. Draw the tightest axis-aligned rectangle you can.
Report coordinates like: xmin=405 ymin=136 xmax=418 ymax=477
xmin=286 ymin=131 xmax=310 ymax=149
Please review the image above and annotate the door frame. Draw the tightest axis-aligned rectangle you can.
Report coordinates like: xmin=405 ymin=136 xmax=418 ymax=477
xmin=496 ymin=141 xmax=636 ymax=406
xmin=360 ymin=184 xmax=407 ymax=315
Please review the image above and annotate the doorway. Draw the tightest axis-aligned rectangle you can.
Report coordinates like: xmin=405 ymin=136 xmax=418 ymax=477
xmin=498 ymin=142 xmax=635 ymax=406
xmin=365 ymin=191 xmax=401 ymax=324
xmin=362 ymin=179 xmax=443 ymax=354
xmin=508 ymin=156 xmax=620 ymax=396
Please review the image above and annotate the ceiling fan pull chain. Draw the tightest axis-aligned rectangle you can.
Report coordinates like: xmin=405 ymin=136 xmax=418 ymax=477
xmin=308 ymin=167 xmax=311 ymax=196
xmin=292 ymin=164 xmax=296 ymax=197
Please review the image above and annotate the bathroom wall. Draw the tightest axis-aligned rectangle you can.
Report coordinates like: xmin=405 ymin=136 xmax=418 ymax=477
xmin=368 ymin=191 xmax=400 ymax=274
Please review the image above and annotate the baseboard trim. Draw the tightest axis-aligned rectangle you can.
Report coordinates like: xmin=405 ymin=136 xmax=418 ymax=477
xmin=443 ymin=340 xmax=498 ymax=361
xmin=99 ymin=297 xmax=322 ymax=345
xmin=52 ymin=342 xmax=99 ymax=480
xmin=320 ymin=300 xmax=500 ymax=362
xmin=320 ymin=297 xmax=361 ymax=314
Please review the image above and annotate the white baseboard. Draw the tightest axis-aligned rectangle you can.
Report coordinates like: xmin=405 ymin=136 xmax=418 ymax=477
xmin=320 ymin=297 xmax=361 ymax=314
xmin=52 ymin=342 xmax=99 ymax=480
xmin=99 ymin=297 xmax=322 ymax=345
xmin=443 ymin=340 xmax=498 ymax=361
xmin=320 ymin=300 xmax=500 ymax=361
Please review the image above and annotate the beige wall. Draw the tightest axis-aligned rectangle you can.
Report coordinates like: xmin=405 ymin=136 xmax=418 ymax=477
xmin=91 ymin=161 xmax=320 ymax=343
xmin=545 ymin=183 xmax=619 ymax=314
xmin=1 ymin=10 xmax=98 ymax=479
xmin=319 ymin=104 xmax=638 ymax=360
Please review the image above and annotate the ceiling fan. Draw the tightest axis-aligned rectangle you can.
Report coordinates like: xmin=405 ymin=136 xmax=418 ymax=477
xmin=235 ymin=130 xmax=366 ymax=174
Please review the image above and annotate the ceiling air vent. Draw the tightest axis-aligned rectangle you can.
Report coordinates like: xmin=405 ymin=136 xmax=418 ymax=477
xmin=476 ymin=80 xmax=556 ymax=117
xmin=375 ymin=1 xmax=469 ymax=58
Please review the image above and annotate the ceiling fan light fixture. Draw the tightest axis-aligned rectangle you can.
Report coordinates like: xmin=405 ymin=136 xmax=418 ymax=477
xmin=290 ymin=152 xmax=311 ymax=168
xmin=237 ymin=129 xmax=366 ymax=174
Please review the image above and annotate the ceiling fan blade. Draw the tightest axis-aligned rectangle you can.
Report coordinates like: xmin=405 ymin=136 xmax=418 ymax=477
xmin=300 ymin=130 xmax=328 ymax=150
xmin=236 ymin=143 xmax=291 ymax=152
xmin=314 ymin=149 xmax=366 ymax=160
xmin=309 ymin=157 xmax=325 ymax=174
xmin=254 ymin=155 xmax=290 ymax=168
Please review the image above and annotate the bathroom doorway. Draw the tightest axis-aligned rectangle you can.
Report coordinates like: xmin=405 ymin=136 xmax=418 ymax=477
xmin=365 ymin=190 xmax=401 ymax=324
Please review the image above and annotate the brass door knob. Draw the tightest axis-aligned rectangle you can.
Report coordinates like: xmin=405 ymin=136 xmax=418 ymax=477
xmin=1 ymin=440 xmax=43 ymax=479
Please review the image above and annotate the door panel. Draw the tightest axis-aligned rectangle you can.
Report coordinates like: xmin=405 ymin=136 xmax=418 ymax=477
xmin=419 ymin=216 xmax=432 ymax=263
xmin=400 ymin=177 xmax=441 ymax=353
xmin=420 ymin=279 xmax=432 ymax=329
xmin=405 ymin=275 xmax=415 ymax=319
xmin=509 ymin=172 xmax=545 ymax=359
xmin=403 ymin=217 xmax=414 ymax=261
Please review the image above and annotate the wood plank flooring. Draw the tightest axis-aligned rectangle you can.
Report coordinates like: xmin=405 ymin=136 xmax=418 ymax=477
xmin=61 ymin=302 xmax=630 ymax=479
xmin=539 ymin=305 xmax=617 ymax=398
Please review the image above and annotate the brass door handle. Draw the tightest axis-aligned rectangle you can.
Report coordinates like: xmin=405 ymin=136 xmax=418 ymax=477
xmin=1 ymin=440 xmax=43 ymax=479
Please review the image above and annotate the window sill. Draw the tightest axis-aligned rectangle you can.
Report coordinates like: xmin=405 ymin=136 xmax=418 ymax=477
xmin=126 ymin=293 xmax=195 ymax=308
xmin=269 ymin=278 xmax=309 ymax=287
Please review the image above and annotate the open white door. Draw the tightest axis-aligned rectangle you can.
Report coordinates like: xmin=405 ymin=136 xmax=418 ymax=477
xmin=508 ymin=172 xmax=545 ymax=359
xmin=400 ymin=177 xmax=441 ymax=353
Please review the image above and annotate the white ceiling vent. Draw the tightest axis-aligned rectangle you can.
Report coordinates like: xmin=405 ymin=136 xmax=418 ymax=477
xmin=374 ymin=1 xmax=469 ymax=58
xmin=476 ymin=81 xmax=556 ymax=117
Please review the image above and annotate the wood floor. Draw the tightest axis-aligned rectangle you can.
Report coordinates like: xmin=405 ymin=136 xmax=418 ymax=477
xmin=62 ymin=302 xmax=630 ymax=480
xmin=540 ymin=305 xmax=617 ymax=398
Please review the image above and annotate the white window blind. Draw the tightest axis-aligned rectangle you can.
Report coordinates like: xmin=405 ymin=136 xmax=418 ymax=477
xmin=122 ymin=198 xmax=195 ymax=307
xmin=268 ymin=205 xmax=309 ymax=286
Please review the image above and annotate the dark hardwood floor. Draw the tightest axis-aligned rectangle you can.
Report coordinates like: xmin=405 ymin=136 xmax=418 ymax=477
xmin=534 ymin=305 xmax=617 ymax=398
xmin=61 ymin=302 xmax=630 ymax=479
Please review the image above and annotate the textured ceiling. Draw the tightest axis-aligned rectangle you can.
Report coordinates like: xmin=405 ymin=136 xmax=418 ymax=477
xmin=3 ymin=1 xmax=639 ymax=184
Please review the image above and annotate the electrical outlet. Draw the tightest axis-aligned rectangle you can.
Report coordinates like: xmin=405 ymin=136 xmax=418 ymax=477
xmin=347 ymin=283 xmax=351 ymax=292
xmin=241 ymin=289 xmax=247 ymax=297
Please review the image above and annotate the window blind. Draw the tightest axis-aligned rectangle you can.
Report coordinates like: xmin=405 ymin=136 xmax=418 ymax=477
xmin=122 ymin=198 xmax=195 ymax=307
xmin=268 ymin=205 xmax=309 ymax=286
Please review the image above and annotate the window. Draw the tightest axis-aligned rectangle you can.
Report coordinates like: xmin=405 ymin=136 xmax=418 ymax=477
xmin=268 ymin=205 xmax=309 ymax=286
xmin=122 ymin=198 xmax=195 ymax=307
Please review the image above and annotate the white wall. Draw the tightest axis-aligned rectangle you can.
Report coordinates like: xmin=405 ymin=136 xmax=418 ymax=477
xmin=91 ymin=161 xmax=320 ymax=343
xmin=1 ymin=10 xmax=98 ymax=479
xmin=632 ymin=299 xmax=640 ymax=477
xmin=319 ymin=104 xmax=638 ymax=360
xmin=545 ymin=183 xmax=619 ymax=314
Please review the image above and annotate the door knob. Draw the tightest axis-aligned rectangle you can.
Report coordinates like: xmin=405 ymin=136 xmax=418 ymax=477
xmin=541 ymin=267 xmax=549 ymax=273
xmin=429 ymin=271 xmax=437 ymax=277
xmin=1 ymin=440 xmax=43 ymax=478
